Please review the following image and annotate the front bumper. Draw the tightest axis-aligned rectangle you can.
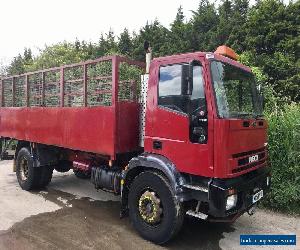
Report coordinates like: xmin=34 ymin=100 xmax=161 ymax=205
xmin=181 ymin=166 xmax=271 ymax=221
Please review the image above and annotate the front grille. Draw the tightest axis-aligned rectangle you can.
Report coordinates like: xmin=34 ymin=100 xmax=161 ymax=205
xmin=237 ymin=152 xmax=265 ymax=166
xmin=232 ymin=147 xmax=265 ymax=158
xmin=232 ymin=147 xmax=267 ymax=174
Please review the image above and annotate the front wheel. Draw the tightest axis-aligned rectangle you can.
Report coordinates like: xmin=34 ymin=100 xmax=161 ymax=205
xmin=128 ymin=171 xmax=184 ymax=244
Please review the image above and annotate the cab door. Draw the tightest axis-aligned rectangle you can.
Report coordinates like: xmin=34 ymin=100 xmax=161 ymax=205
xmin=144 ymin=58 xmax=214 ymax=177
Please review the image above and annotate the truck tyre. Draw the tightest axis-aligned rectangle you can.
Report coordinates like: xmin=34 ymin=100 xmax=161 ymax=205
xmin=128 ymin=171 xmax=184 ymax=244
xmin=16 ymin=147 xmax=41 ymax=190
xmin=73 ymin=169 xmax=91 ymax=179
xmin=38 ymin=166 xmax=54 ymax=188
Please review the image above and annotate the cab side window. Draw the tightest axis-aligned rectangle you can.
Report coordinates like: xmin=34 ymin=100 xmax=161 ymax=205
xmin=158 ymin=64 xmax=189 ymax=114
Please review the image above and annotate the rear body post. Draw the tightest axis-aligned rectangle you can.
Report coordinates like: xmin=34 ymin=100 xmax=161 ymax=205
xmin=83 ymin=64 xmax=88 ymax=107
xmin=25 ymin=75 xmax=29 ymax=107
xmin=60 ymin=67 xmax=64 ymax=107
xmin=12 ymin=77 xmax=16 ymax=107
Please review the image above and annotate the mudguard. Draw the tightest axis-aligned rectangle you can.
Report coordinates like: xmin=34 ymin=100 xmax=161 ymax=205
xmin=126 ymin=153 xmax=185 ymax=191
xmin=14 ymin=141 xmax=58 ymax=168
xmin=120 ymin=153 xmax=185 ymax=217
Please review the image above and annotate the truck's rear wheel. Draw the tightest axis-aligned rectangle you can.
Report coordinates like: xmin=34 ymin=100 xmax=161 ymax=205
xmin=16 ymin=147 xmax=54 ymax=190
xmin=128 ymin=171 xmax=184 ymax=244
xmin=16 ymin=147 xmax=41 ymax=190
xmin=39 ymin=166 xmax=54 ymax=187
xmin=73 ymin=169 xmax=91 ymax=179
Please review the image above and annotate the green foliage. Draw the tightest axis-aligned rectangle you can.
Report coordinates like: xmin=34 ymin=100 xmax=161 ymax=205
xmin=132 ymin=20 xmax=170 ymax=61
xmin=240 ymin=0 xmax=300 ymax=102
xmin=25 ymin=42 xmax=88 ymax=72
xmin=118 ymin=28 xmax=133 ymax=56
xmin=168 ymin=6 xmax=192 ymax=54
xmin=191 ymin=0 xmax=219 ymax=51
xmin=262 ymin=104 xmax=300 ymax=214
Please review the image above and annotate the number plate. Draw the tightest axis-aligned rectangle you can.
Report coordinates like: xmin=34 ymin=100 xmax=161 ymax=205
xmin=252 ymin=190 xmax=264 ymax=203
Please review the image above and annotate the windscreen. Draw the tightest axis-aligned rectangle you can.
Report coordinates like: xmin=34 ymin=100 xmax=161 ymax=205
xmin=211 ymin=61 xmax=263 ymax=119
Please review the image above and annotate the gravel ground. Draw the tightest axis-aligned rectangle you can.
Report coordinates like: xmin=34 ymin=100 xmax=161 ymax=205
xmin=0 ymin=160 xmax=298 ymax=250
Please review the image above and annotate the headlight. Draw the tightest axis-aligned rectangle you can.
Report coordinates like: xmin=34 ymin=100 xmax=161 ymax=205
xmin=226 ymin=194 xmax=238 ymax=210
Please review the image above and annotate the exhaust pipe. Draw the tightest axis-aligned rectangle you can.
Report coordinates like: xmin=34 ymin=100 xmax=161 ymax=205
xmin=144 ymin=41 xmax=152 ymax=74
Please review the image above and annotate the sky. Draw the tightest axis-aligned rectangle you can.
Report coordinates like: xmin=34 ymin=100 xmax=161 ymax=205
xmin=0 ymin=0 xmax=289 ymax=67
xmin=0 ymin=0 xmax=201 ymax=66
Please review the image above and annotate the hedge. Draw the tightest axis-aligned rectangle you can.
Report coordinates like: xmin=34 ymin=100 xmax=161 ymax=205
xmin=262 ymin=103 xmax=300 ymax=214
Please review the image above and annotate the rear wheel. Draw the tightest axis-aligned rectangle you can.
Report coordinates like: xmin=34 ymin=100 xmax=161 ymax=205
xmin=16 ymin=147 xmax=54 ymax=190
xmin=39 ymin=165 xmax=54 ymax=187
xmin=73 ymin=169 xmax=91 ymax=179
xmin=16 ymin=148 xmax=41 ymax=190
xmin=128 ymin=171 xmax=184 ymax=244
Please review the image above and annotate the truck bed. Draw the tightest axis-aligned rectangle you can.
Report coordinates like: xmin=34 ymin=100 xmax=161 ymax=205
xmin=0 ymin=56 xmax=144 ymax=159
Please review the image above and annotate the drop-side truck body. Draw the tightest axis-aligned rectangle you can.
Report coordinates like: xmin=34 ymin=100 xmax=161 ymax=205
xmin=0 ymin=46 xmax=271 ymax=244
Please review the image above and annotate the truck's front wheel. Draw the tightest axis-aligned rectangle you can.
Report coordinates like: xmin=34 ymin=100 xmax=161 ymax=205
xmin=128 ymin=171 xmax=184 ymax=244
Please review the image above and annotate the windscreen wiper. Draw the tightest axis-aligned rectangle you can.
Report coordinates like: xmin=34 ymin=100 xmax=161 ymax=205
xmin=230 ymin=112 xmax=253 ymax=118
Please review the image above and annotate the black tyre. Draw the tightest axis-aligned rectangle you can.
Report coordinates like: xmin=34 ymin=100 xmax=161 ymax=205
xmin=39 ymin=166 xmax=54 ymax=188
xmin=73 ymin=169 xmax=91 ymax=179
xmin=128 ymin=171 xmax=184 ymax=244
xmin=16 ymin=147 xmax=41 ymax=190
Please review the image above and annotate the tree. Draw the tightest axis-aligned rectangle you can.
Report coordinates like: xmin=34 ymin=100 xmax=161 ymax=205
xmin=168 ymin=6 xmax=191 ymax=54
xmin=0 ymin=60 xmax=7 ymax=77
xmin=243 ymin=0 xmax=300 ymax=102
xmin=7 ymin=54 xmax=25 ymax=75
xmin=190 ymin=0 xmax=219 ymax=51
xmin=227 ymin=0 xmax=250 ymax=52
xmin=95 ymin=29 xmax=118 ymax=57
xmin=118 ymin=28 xmax=133 ymax=56
xmin=23 ymin=42 xmax=87 ymax=72
xmin=214 ymin=0 xmax=234 ymax=46
xmin=132 ymin=20 xmax=170 ymax=61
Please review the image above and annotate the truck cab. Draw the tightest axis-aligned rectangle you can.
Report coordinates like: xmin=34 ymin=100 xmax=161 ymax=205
xmin=126 ymin=46 xmax=270 ymax=233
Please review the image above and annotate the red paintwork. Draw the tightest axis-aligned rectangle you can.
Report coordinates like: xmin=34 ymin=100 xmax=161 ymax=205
xmin=117 ymin=101 xmax=140 ymax=153
xmin=0 ymin=107 xmax=113 ymax=156
xmin=73 ymin=160 xmax=92 ymax=171
xmin=213 ymin=119 xmax=267 ymax=178
xmin=145 ymin=52 xmax=268 ymax=178
xmin=0 ymin=51 xmax=268 ymax=179
xmin=0 ymin=56 xmax=143 ymax=160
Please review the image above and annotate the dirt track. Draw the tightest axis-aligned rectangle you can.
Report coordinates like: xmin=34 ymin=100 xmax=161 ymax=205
xmin=0 ymin=160 xmax=299 ymax=250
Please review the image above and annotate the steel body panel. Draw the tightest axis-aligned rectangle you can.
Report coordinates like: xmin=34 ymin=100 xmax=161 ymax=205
xmin=116 ymin=102 xmax=140 ymax=153
xmin=213 ymin=119 xmax=268 ymax=178
xmin=144 ymin=53 xmax=214 ymax=177
xmin=0 ymin=55 xmax=144 ymax=159
xmin=144 ymin=52 xmax=268 ymax=179
xmin=0 ymin=104 xmax=141 ymax=157
xmin=0 ymin=107 xmax=116 ymax=156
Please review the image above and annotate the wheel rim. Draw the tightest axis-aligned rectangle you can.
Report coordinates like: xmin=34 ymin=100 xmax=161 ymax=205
xmin=19 ymin=157 xmax=29 ymax=181
xmin=138 ymin=190 xmax=163 ymax=225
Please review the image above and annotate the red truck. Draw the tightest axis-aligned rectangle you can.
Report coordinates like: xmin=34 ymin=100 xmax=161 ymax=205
xmin=0 ymin=45 xmax=270 ymax=244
